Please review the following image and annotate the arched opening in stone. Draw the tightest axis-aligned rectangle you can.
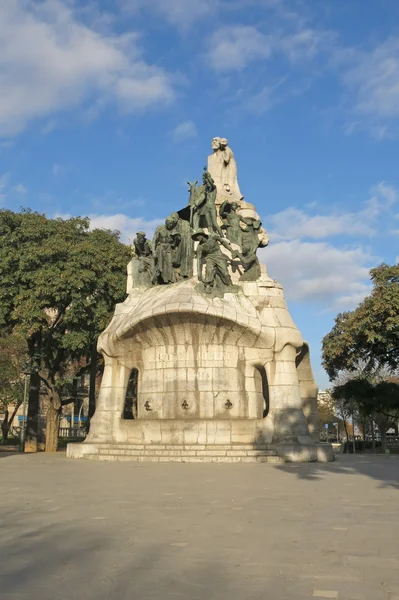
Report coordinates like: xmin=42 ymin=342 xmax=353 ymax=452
xmin=255 ymin=366 xmax=270 ymax=418
xmin=122 ymin=368 xmax=138 ymax=420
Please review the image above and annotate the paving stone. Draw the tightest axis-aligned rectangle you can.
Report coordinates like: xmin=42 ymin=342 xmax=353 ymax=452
xmin=0 ymin=454 xmax=398 ymax=600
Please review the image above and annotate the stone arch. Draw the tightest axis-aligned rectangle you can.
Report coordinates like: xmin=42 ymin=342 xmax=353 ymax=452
xmin=122 ymin=368 xmax=138 ymax=420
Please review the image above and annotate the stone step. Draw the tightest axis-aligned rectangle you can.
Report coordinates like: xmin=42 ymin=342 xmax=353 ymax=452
xmin=82 ymin=453 xmax=284 ymax=464
xmin=97 ymin=448 xmax=277 ymax=457
xmin=93 ymin=444 xmax=274 ymax=452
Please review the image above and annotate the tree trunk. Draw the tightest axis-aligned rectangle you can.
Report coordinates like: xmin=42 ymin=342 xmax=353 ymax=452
xmin=45 ymin=393 xmax=61 ymax=453
xmin=1 ymin=402 xmax=22 ymax=445
xmin=343 ymin=420 xmax=349 ymax=453
xmin=1 ymin=410 xmax=9 ymax=443
xmin=25 ymin=371 xmax=40 ymax=452
xmin=380 ymin=429 xmax=387 ymax=454
xmin=371 ymin=419 xmax=376 ymax=453
xmin=362 ymin=420 xmax=366 ymax=441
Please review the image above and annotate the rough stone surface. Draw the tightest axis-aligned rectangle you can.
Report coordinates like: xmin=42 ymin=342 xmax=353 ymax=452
xmin=2 ymin=453 xmax=398 ymax=600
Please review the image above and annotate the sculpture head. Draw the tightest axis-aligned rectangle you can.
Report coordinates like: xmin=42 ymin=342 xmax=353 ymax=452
xmin=165 ymin=217 xmax=174 ymax=231
xmin=202 ymin=170 xmax=214 ymax=189
xmin=166 ymin=213 xmax=179 ymax=230
xmin=219 ymin=138 xmax=228 ymax=149
xmin=231 ymin=201 xmax=238 ymax=211
xmin=211 ymin=137 xmax=221 ymax=152
xmin=136 ymin=231 xmax=146 ymax=240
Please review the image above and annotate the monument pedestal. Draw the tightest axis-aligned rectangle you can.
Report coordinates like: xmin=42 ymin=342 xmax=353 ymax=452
xmin=68 ymin=136 xmax=333 ymax=464
xmin=68 ymin=273 xmax=333 ymax=463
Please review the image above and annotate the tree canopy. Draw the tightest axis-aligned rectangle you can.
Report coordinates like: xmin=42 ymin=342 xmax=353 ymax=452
xmin=322 ymin=264 xmax=399 ymax=379
xmin=0 ymin=333 xmax=27 ymax=442
xmin=0 ymin=209 xmax=131 ymax=449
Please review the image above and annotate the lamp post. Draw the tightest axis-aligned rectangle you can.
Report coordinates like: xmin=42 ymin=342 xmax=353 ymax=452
xmin=19 ymin=371 xmax=30 ymax=452
xmin=333 ymin=422 xmax=339 ymax=443
xmin=78 ymin=401 xmax=85 ymax=427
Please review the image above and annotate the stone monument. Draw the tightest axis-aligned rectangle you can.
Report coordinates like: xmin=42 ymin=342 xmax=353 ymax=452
xmin=67 ymin=138 xmax=333 ymax=463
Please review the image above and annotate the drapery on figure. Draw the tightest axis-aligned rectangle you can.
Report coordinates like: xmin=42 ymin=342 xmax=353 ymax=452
xmin=167 ymin=212 xmax=194 ymax=279
xmin=192 ymin=170 xmax=223 ymax=236
xmin=239 ymin=218 xmax=263 ymax=281
xmin=219 ymin=200 xmax=242 ymax=246
xmin=132 ymin=231 xmax=154 ymax=286
xmin=208 ymin=137 xmax=243 ymax=202
xmin=193 ymin=230 xmax=239 ymax=293
xmin=152 ymin=219 xmax=180 ymax=284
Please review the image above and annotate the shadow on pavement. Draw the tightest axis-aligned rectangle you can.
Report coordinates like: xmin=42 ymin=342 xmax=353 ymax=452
xmin=275 ymin=454 xmax=399 ymax=489
xmin=0 ymin=508 xmax=309 ymax=600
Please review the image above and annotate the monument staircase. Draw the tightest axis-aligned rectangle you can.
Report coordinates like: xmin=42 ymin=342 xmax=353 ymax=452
xmin=76 ymin=443 xmax=283 ymax=463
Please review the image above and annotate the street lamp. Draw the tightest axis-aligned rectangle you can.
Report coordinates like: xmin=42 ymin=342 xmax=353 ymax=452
xmin=333 ymin=422 xmax=339 ymax=443
xmin=19 ymin=370 xmax=30 ymax=452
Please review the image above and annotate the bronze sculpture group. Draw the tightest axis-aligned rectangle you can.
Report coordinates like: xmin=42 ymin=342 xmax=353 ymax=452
xmin=132 ymin=167 xmax=267 ymax=294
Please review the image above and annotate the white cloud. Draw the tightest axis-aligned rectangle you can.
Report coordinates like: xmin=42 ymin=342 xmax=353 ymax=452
xmin=259 ymin=182 xmax=397 ymax=310
xmin=0 ymin=172 xmax=10 ymax=193
xmin=206 ymin=24 xmax=333 ymax=71
xmin=88 ymin=213 xmax=163 ymax=244
xmin=120 ymin=0 xmax=297 ymax=29
xmin=207 ymin=26 xmax=273 ymax=71
xmin=172 ymin=120 xmax=197 ymax=142
xmin=342 ymin=38 xmax=399 ymax=119
xmin=370 ymin=181 xmax=397 ymax=207
xmin=362 ymin=181 xmax=398 ymax=219
xmin=52 ymin=163 xmax=65 ymax=177
xmin=41 ymin=119 xmax=58 ymax=135
xmin=261 ymin=240 xmax=373 ymax=310
xmin=267 ymin=182 xmax=398 ymax=241
xmin=120 ymin=0 xmax=218 ymax=28
xmin=0 ymin=140 xmax=15 ymax=148
xmin=13 ymin=183 xmax=27 ymax=194
xmin=242 ymin=77 xmax=287 ymax=113
xmin=278 ymin=28 xmax=335 ymax=64
xmin=267 ymin=207 xmax=375 ymax=241
xmin=0 ymin=1 xmax=175 ymax=135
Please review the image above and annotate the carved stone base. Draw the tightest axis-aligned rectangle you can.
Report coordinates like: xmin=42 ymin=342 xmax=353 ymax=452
xmin=68 ymin=273 xmax=333 ymax=463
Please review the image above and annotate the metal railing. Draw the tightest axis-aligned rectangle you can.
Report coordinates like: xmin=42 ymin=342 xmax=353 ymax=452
xmin=59 ymin=427 xmax=86 ymax=439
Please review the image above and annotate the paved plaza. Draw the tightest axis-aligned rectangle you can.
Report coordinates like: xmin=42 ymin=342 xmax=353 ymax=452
xmin=1 ymin=453 xmax=399 ymax=600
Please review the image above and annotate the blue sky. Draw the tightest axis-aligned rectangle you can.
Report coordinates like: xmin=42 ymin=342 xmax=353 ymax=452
xmin=1 ymin=0 xmax=399 ymax=388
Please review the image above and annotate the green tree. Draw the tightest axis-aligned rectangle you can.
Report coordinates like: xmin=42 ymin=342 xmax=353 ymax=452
xmin=0 ymin=334 xmax=27 ymax=443
xmin=317 ymin=389 xmax=349 ymax=444
xmin=332 ymin=378 xmax=399 ymax=452
xmin=322 ymin=263 xmax=399 ymax=451
xmin=322 ymin=264 xmax=399 ymax=379
xmin=0 ymin=209 xmax=131 ymax=452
